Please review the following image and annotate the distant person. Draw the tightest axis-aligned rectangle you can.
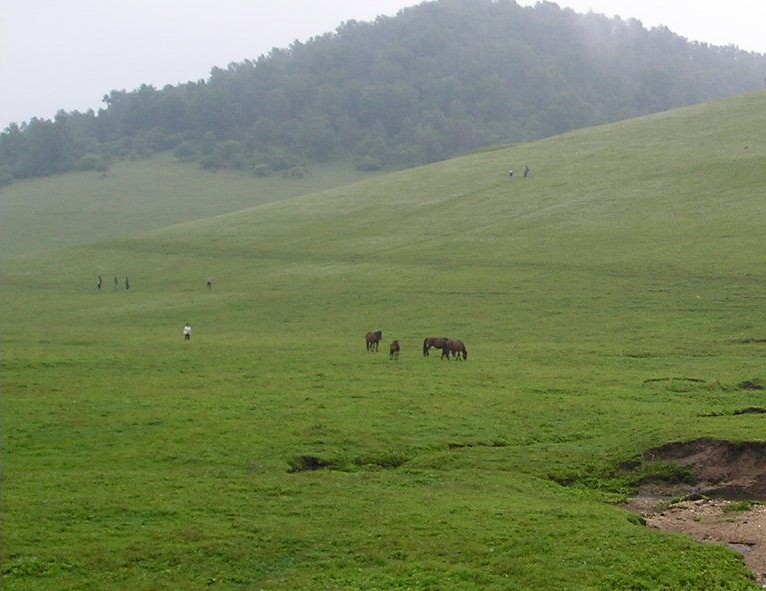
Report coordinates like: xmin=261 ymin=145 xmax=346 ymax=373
xmin=125 ymin=276 xmax=130 ymax=290
xmin=523 ymin=165 xmax=531 ymax=178
xmin=207 ymin=279 xmax=212 ymax=289
xmin=183 ymin=323 xmax=192 ymax=341
xmin=97 ymin=275 xmax=102 ymax=290
xmin=508 ymin=169 xmax=514 ymax=178
xmin=114 ymin=276 xmax=119 ymax=289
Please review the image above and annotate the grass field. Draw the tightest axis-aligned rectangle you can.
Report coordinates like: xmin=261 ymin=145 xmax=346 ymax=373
xmin=0 ymin=156 xmax=375 ymax=258
xmin=2 ymin=91 xmax=766 ymax=590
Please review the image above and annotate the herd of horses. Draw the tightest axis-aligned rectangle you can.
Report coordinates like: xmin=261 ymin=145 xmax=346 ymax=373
xmin=365 ymin=331 xmax=468 ymax=360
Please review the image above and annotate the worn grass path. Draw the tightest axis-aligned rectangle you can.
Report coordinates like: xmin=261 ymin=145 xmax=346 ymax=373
xmin=3 ymin=92 xmax=766 ymax=590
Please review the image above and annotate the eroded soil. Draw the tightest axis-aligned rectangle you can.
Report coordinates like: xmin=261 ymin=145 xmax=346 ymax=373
xmin=628 ymin=496 xmax=766 ymax=587
xmin=627 ymin=440 xmax=766 ymax=586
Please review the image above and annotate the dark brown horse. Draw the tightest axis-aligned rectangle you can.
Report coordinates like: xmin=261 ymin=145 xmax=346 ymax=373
xmin=423 ymin=337 xmax=450 ymax=357
xmin=446 ymin=339 xmax=468 ymax=360
xmin=366 ymin=331 xmax=383 ymax=352
xmin=389 ymin=340 xmax=400 ymax=360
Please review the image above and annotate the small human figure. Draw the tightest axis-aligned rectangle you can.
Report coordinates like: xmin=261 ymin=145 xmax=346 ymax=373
xmin=183 ymin=323 xmax=192 ymax=341
xmin=114 ymin=276 xmax=119 ymax=289
xmin=206 ymin=279 xmax=212 ymax=289
xmin=125 ymin=276 xmax=130 ymax=290
xmin=508 ymin=169 xmax=514 ymax=178
xmin=523 ymin=165 xmax=531 ymax=178
xmin=97 ymin=275 xmax=102 ymax=290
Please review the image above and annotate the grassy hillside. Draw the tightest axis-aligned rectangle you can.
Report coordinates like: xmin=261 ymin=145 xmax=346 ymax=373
xmin=0 ymin=156 xmax=374 ymax=257
xmin=2 ymin=92 xmax=765 ymax=590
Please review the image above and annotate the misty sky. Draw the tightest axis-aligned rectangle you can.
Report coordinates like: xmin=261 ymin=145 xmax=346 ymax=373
xmin=2 ymin=0 xmax=765 ymax=128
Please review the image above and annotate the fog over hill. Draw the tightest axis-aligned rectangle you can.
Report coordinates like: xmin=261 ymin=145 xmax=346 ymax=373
xmin=2 ymin=0 xmax=764 ymax=185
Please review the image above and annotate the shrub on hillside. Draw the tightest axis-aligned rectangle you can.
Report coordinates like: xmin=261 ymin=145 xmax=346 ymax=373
xmin=76 ymin=154 xmax=110 ymax=173
xmin=354 ymin=156 xmax=383 ymax=171
xmin=173 ymin=140 xmax=198 ymax=162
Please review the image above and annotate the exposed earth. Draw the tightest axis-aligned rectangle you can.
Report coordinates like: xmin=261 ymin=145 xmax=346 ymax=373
xmin=626 ymin=440 xmax=766 ymax=587
xmin=628 ymin=496 xmax=765 ymax=587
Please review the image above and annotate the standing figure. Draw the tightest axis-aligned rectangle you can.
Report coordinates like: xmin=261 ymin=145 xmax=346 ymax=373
xmin=97 ymin=275 xmax=103 ymax=290
xmin=523 ymin=165 xmax=531 ymax=178
xmin=207 ymin=279 xmax=212 ymax=289
xmin=183 ymin=323 xmax=192 ymax=341
xmin=114 ymin=276 xmax=119 ymax=289
xmin=389 ymin=340 xmax=400 ymax=360
xmin=508 ymin=169 xmax=514 ymax=179
xmin=125 ymin=276 xmax=130 ymax=290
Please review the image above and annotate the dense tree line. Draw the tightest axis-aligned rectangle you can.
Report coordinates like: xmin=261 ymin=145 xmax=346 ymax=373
xmin=2 ymin=0 xmax=765 ymax=184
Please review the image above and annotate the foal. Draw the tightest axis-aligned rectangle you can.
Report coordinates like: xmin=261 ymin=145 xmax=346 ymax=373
xmin=389 ymin=340 xmax=400 ymax=360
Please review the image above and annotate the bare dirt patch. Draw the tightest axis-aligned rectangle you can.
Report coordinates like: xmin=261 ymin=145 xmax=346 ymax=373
xmin=641 ymin=439 xmax=766 ymax=500
xmin=627 ymin=440 xmax=766 ymax=586
xmin=628 ymin=498 xmax=766 ymax=587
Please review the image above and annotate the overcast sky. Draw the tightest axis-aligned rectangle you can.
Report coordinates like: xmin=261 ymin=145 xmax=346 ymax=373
xmin=2 ymin=0 xmax=765 ymax=128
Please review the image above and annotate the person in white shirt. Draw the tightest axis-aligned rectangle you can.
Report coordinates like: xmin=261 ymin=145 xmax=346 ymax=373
xmin=183 ymin=323 xmax=192 ymax=341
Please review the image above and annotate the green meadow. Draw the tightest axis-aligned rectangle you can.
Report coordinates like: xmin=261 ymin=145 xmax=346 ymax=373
xmin=2 ymin=92 xmax=765 ymax=590
xmin=0 ymin=156 xmax=374 ymax=257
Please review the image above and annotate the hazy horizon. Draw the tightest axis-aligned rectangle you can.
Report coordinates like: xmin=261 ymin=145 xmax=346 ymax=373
xmin=2 ymin=0 xmax=765 ymax=128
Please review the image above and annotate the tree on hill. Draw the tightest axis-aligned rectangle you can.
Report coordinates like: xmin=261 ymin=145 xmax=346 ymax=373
xmin=2 ymin=0 xmax=765 ymax=185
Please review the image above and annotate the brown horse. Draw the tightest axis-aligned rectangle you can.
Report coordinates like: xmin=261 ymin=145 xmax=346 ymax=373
xmin=446 ymin=339 xmax=468 ymax=360
xmin=389 ymin=340 xmax=400 ymax=360
xmin=366 ymin=331 xmax=383 ymax=352
xmin=423 ymin=337 xmax=450 ymax=357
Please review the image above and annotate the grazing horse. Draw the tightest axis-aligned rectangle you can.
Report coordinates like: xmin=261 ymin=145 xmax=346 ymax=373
xmin=423 ymin=337 xmax=450 ymax=357
xmin=389 ymin=340 xmax=400 ymax=360
xmin=446 ymin=339 xmax=468 ymax=360
xmin=366 ymin=331 xmax=383 ymax=352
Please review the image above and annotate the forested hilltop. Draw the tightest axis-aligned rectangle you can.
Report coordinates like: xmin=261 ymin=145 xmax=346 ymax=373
xmin=2 ymin=0 xmax=765 ymax=184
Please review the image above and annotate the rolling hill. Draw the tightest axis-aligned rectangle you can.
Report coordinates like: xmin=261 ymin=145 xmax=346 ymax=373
xmin=0 ymin=157 xmax=375 ymax=258
xmin=2 ymin=92 xmax=765 ymax=590
xmin=4 ymin=0 xmax=766 ymax=184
